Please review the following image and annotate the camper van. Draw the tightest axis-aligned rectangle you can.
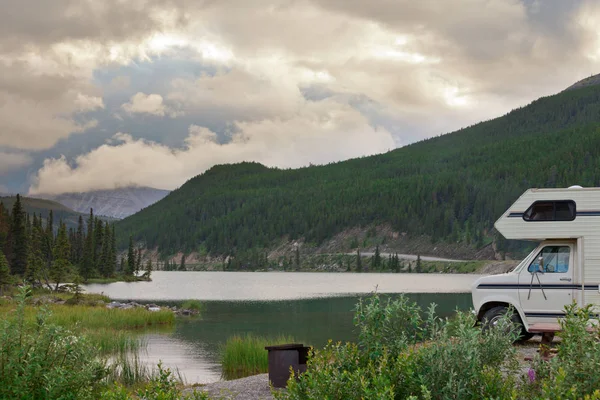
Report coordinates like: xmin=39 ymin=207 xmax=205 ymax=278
xmin=472 ymin=186 xmax=600 ymax=339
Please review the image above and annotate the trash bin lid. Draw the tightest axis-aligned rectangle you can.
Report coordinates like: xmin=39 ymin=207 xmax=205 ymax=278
xmin=264 ymin=343 xmax=304 ymax=351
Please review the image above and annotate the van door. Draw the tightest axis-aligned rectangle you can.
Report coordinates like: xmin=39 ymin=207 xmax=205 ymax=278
xmin=518 ymin=244 xmax=575 ymax=322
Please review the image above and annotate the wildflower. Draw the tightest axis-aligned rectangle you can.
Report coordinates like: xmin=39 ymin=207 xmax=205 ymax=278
xmin=528 ymin=368 xmax=536 ymax=383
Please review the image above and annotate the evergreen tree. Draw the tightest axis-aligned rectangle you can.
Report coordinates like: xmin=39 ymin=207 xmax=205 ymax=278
xmin=179 ymin=254 xmax=186 ymax=271
xmin=126 ymin=236 xmax=135 ymax=275
xmin=109 ymin=225 xmax=117 ymax=276
xmin=416 ymin=254 xmax=422 ymax=273
xmin=119 ymin=256 xmax=126 ymax=274
xmin=8 ymin=194 xmax=28 ymax=276
xmin=100 ymin=223 xmax=111 ymax=277
xmin=51 ymin=222 xmax=70 ymax=291
xmin=94 ymin=218 xmax=104 ymax=272
xmin=25 ymin=214 xmax=44 ymax=285
xmin=135 ymin=248 xmax=142 ymax=274
xmin=356 ymin=249 xmax=362 ymax=272
xmin=0 ymin=250 xmax=11 ymax=295
xmin=145 ymin=259 xmax=153 ymax=278
xmin=75 ymin=215 xmax=84 ymax=268
xmin=372 ymin=245 xmax=382 ymax=269
xmin=81 ymin=209 xmax=94 ymax=280
xmin=40 ymin=210 xmax=54 ymax=278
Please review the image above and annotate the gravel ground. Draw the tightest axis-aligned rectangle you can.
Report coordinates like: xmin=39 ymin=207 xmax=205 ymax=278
xmin=184 ymin=374 xmax=278 ymax=400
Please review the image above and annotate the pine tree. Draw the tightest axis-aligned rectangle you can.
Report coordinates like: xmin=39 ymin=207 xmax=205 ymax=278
xmin=94 ymin=218 xmax=104 ymax=273
xmin=75 ymin=215 xmax=84 ymax=268
xmin=145 ymin=259 xmax=153 ymax=279
xmin=109 ymin=225 xmax=117 ymax=276
xmin=25 ymin=214 xmax=44 ymax=285
xmin=100 ymin=223 xmax=111 ymax=277
xmin=0 ymin=249 xmax=11 ymax=295
xmin=42 ymin=210 xmax=54 ymax=276
xmin=135 ymin=248 xmax=142 ymax=274
xmin=372 ymin=245 xmax=382 ymax=269
xmin=356 ymin=249 xmax=362 ymax=272
xmin=126 ymin=236 xmax=135 ymax=275
xmin=51 ymin=222 xmax=70 ymax=291
xmin=119 ymin=256 xmax=125 ymax=274
xmin=416 ymin=254 xmax=422 ymax=273
xmin=81 ymin=209 xmax=94 ymax=280
xmin=8 ymin=194 xmax=28 ymax=276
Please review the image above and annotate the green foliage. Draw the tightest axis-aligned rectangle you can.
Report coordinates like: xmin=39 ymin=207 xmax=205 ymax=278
xmin=221 ymin=334 xmax=298 ymax=380
xmin=51 ymin=221 xmax=70 ymax=290
xmin=278 ymin=292 xmax=520 ymax=400
xmin=101 ymin=362 xmax=211 ymax=400
xmin=118 ymin=85 xmax=600 ymax=257
xmin=0 ymin=285 xmax=107 ymax=399
xmin=0 ymin=250 xmax=11 ymax=293
xmin=181 ymin=299 xmax=203 ymax=312
xmin=353 ymin=294 xmax=425 ymax=358
xmin=530 ymin=303 xmax=600 ymax=399
xmin=127 ymin=236 xmax=135 ymax=276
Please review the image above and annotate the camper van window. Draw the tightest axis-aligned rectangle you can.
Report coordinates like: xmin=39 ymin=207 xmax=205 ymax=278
xmin=523 ymin=200 xmax=576 ymax=221
xmin=527 ymin=246 xmax=570 ymax=273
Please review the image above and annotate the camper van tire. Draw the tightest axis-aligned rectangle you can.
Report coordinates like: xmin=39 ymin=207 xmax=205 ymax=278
xmin=481 ymin=306 xmax=533 ymax=342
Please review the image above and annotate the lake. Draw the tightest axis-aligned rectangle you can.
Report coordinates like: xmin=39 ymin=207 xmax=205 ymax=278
xmin=84 ymin=271 xmax=484 ymax=384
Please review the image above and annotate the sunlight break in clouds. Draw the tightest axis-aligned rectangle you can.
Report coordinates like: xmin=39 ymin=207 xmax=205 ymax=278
xmin=29 ymin=100 xmax=395 ymax=194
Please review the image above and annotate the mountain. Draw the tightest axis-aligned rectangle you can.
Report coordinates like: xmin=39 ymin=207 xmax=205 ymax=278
xmin=37 ymin=187 xmax=170 ymax=219
xmin=0 ymin=196 xmax=93 ymax=230
xmin=116 ymin=80 xmax=600 ymax=258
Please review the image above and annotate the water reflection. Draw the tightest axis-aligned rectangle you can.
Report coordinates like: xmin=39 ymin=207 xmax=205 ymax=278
xmin=138 ymin=293 xmax=473 ymax=384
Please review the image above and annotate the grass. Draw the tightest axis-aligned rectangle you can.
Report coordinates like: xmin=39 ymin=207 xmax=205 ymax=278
xmin=221 ymin=334 xmax=301 ymax=380
xmin=181 ymin=299 xmax=203 ymax=312
xmin=87 ymin=274 xmax=151 ymax=284
xmin=0 ymin=293 xmax=175 ymax=355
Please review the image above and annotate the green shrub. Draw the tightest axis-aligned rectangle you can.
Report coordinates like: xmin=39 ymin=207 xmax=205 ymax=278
xmin=529 ymin=303 xmax=600 ymax=399
xmin=0 ymin=285 xmax=107 ymax=399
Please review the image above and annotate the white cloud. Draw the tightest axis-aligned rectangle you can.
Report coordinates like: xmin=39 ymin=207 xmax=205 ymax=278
xmin=121 ymin=92 xmax=180 ymax=117
xmin=0 ymin=152 xmax=32 ymax=175
xmin=29 ymin=99 xmax=395 ymax=194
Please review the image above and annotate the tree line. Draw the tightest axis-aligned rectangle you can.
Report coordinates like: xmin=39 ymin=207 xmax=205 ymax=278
xmin=116 ymin=84 xmax=600 ymax=259
xmin=0 ymin=195 xmax=149 ymax=290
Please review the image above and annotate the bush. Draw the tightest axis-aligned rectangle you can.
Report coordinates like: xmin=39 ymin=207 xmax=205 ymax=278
xmin=528 ymin=303 xmax=600 ymax=399
xmin=277 ymin=292 xmax=520 ymax=400
xmin=0 ymin=285 xmax=107 ymax=399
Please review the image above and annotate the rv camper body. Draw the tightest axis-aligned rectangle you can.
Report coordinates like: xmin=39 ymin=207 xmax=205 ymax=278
xmin=472 ymin=187 xmax=600 ymax=334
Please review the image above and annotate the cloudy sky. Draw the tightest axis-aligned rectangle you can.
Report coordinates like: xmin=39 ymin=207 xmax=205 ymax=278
xmin=0 ymin=0 xmax=599 ymax=195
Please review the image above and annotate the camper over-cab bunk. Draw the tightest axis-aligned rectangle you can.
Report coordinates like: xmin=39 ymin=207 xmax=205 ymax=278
xmin=472 ymin=186 xmax=600 ymax=341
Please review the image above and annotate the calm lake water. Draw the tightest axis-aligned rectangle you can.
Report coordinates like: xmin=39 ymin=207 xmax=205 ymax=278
xmin=84 ymin=272 xmax=484 ymax=384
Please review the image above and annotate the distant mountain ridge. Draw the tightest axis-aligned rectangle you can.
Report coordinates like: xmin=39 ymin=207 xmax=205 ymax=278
xmin=0 ymin=195 xmax=103 ymax=231
xmin=35 ymin=187 xmax=170 ymax=219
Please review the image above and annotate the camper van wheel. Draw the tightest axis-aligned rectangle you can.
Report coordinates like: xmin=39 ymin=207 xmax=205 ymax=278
xmin=481 ymin=306 xmax=532 ymax=342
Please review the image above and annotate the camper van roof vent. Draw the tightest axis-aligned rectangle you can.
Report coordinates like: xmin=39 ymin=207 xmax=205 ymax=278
xmin=568 ymin=185 xmax=583 ymax=189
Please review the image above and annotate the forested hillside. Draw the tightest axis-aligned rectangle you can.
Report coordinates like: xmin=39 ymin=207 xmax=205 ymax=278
xmin=0 ymin=196 xmax=96 ymax=231
xmin=116 ymin=83 xmax=600 ymax=258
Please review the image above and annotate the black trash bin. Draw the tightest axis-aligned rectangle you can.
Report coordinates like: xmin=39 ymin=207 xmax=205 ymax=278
xmin=264 ymin=343 xmax=311 ymax=388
